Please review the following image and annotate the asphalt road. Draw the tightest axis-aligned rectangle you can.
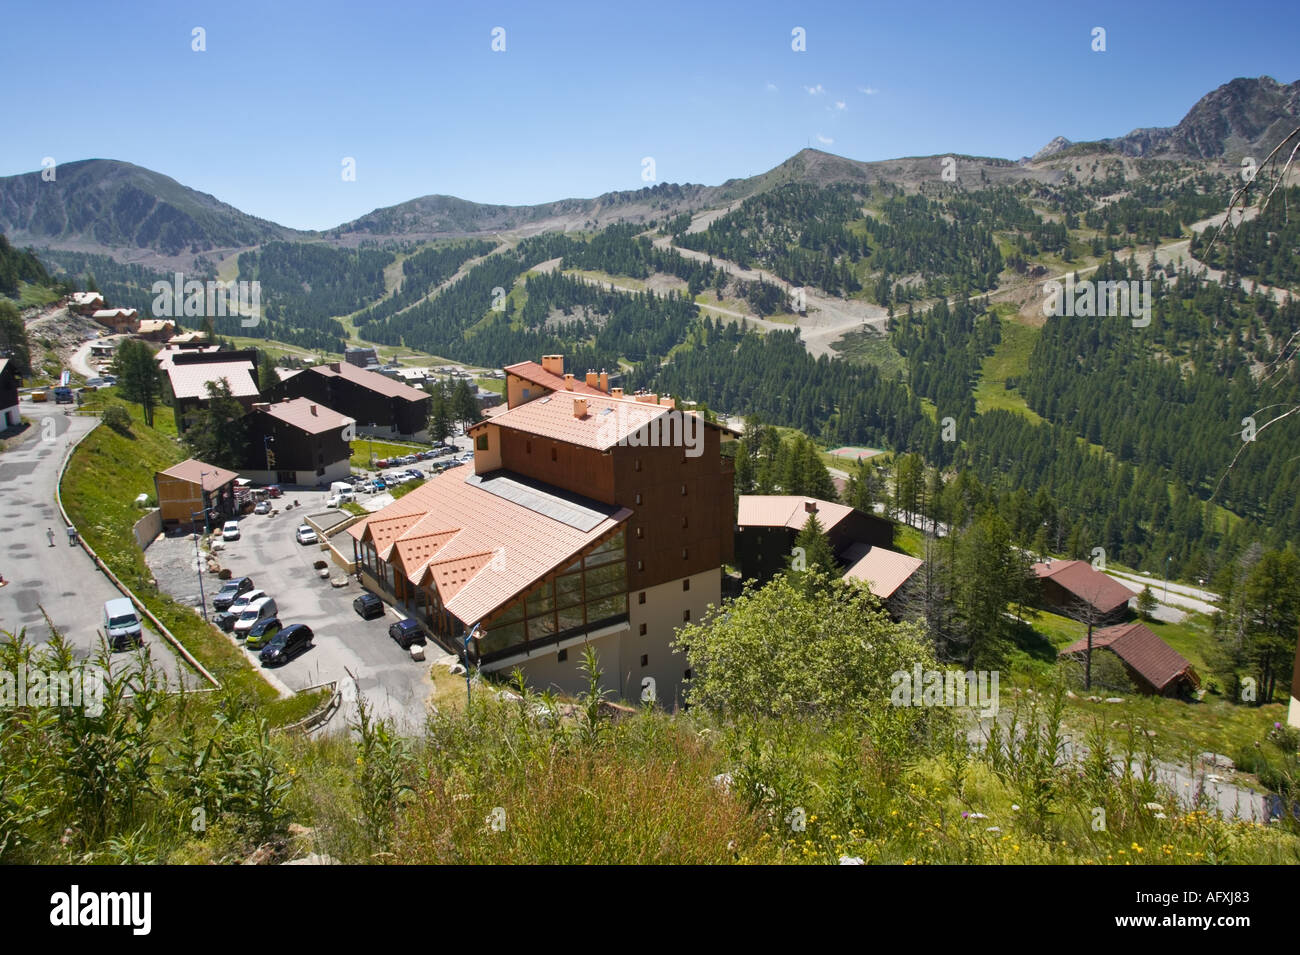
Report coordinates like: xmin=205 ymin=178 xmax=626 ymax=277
xmin=0 ymin=401 xmax=194 ymax=687
xmin=145 ymin=485 xmax=436 ymax=732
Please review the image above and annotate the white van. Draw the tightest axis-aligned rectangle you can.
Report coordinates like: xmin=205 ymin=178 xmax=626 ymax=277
xmin=103 ymin=597 xmax=143 ymax=651
xmin=233 ymin=597 xmax=278 ymax=636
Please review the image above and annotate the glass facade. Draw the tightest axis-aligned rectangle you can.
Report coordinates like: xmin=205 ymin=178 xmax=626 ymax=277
xmin=359 ymin=528 xmax=628 ymax=661
xmin=476 ymin=529 xmax=628 ymax=660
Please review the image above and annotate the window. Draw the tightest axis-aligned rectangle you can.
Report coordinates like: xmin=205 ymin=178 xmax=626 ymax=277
xmin=682 ymin=609 xmax=691 ymax=622
xmin=636 ymin=560 xmax=644 ymax=571
xmin=634 ymin=458 xmax=642 ymax=472
xmin=638 ymin=591 xmax=646 ymax=605
xmin=634 ymin=492 xmax=642 ymax=505
xmin=476 ymin=434 xmax=488 ymax=451
xmin=640 ymin=654 xmax=648 ymax=667
xmin=551 ymin=446 xmax=558 ymax=462
xmin=635 ymin=527 xmax=644 ymax=539
xmin=683 ymin=578 xmax=690 ymax=592
xmin=681 ymin=484 xmax=687 ymax=496
xmin=557 ymin=648 xmax=567 ymax=662
xmin=639 ymin=623 xmax=647 ymax=636
xmin=681 ymin=515 xmax=688 ymax=529
xmin=682 ymin=548 xmax=689 ymax=560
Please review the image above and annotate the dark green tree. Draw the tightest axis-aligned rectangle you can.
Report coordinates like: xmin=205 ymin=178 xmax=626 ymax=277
xmin=184 ymin=380 xmax=248 ymax=470
xmin=110 ymin=339 xmax=163 ymax=427
xmin=0 ymin=300 xmax=31 ymax=378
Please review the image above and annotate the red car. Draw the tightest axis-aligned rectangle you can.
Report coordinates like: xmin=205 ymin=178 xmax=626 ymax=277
xmin=266 ymin=485 xmax=282 ymax=498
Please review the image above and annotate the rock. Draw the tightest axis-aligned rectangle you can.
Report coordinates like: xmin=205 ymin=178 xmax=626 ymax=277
xmin=409 ymin=643 xmax=425 ymax=662
xmin=1105 ymin=697 xmax=1125 ymax=704
xmin=281 ymin=853 xmax=338 ymax=865
xmin=712 ymin=772 xmax=733 ymax=792
xmin=330 ymin=576 xmax=349 ymax=587
xmin=1065 ymin=690 xmax=1078 ymax=700
xmin=242 ymin=843 xmax=277 ymax=865
xmin=838 ymin=856 xmax=865 ymax=865
xmin=496 ymin=690 xmax=521 ymax=702
xmin=1197 ymin=752 xmax=1235 ymax=771
xmin=449 ymin=663 xmax=466 ymax=676
xmin=1087 ymin=696 xmax=1103 ymax=703
xmin=1144 ymin=802 xmax=1164 ymax=812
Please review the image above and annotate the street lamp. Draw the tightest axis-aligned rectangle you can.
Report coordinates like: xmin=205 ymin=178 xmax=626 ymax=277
xmin=368 ymin=423 xmax=377 ymax=470
xmin=462 ymin=622 xmax=481 ymax=706
xmin=198 ymin=471 xmax=214 ymax=537
xmin=190 ymin=508 xmax=209 ymax=620
xmin=1164 ymin=555 xmax=1171 ymax=602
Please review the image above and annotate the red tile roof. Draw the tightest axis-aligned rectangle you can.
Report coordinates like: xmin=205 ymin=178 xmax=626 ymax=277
xmin=504 ymin=361 xmax=608 ymax=398
xmin=736 ymin=495 xmax=857 ymax=534
xmin=259 ymin=397 xmax=353 ymax=435
xmin=1060 ymin=622 xmax=1197 ymax=691
xmin=158 ymin=458 xmax=240 ymax=491
xmin=1033 ymin=560 xmax=1133 ymax=614
xmin=479 ymin=392 xmax=697 ymax=451
xmin=167 ymin=360 xmax=260 ymax=399
xmin=308 ymin=362 xmax=429 ymax=403
xmin=842 ymin=546 xmax=924 ymax=598
xmin=349 ymin=467 xmax=630 ymax=623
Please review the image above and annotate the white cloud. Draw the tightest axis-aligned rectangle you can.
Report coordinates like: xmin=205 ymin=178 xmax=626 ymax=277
xmin=765 ymin=81 xmax=778 ymax=92
xmin=858 ymin=86 xmax=879 ymax=95
xmin=833 ymin=100 xmax=846 ymax=111
xmin=816 ymin=134 xmax=834 ymax=145
xmin=804 ymin=83 xmax=825 ymax=95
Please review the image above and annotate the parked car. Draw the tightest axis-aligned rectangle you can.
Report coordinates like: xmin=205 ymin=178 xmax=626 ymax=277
xmin=233 ymin=596 xmax=278 ymax=637
xmin=260 ymin=624 xmax=313 ymax=667
xmin=266 ymin=485 xmax=282 ymax=498
xmin=102 ymin=597 xmax=144 ymax=651
xmin=243 ymin=616 xmax=282 ymax=650
xmin=221 ymin=520 xmax=241 ymax=541
xmin=388 ymin=618 xmax=426 ymax=649
xmin=255 ymin=500 xmax=271 ymax=515
xmin=296 ymin=524 xmax=317 ymax=545
xmin=371 ymin=478 xmax=387 ymax=491
xmin=212 ymin=576 xmax=254 ymax=612
xmin=353 ymin=592 xmax=385 ymax=620
xmin=53 ymin=386 xmax=74 ymax=404
xmin=325 ymin=495 xmax=342 ymax=508
xmin=376 ymin=458 xmax=391 ymax=468
xmin=217 ymin=589 xmax=268 ymax=632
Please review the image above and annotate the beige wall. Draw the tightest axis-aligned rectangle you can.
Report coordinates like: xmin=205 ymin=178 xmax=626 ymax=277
xmin=492 ymin=567 xmax=719 ymax=708
xmin=132 ymin=509 xmax=163 ymax=550
xmin=472 ymin=422 xmax=503 ymax=474
xmin=506 ymin=374 xmax=552 ymax=410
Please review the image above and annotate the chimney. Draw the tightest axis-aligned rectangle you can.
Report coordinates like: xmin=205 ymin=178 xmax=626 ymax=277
xmin=564 ymin=373 xmax=575 ymax=390
xmin=310 ymin=404 xmax=318 ymax=416
xmin=252 ymin=402 xmax=270 ymax=412
xmin=610 ymin=387 xmax=624 ymax=399
xmin=329 ymin=362 xmax=341 ymax=372
xmin=585 ymin=370 xmax=600 ymax=388
xmin=599 ymin=370 xmax=609 ymax=392
xmin=573 ymin=397 xmax=588 ymax=418
xmin=634 ymin=393 xmax=659 ymax=404
xmin=658 ymin=397 xmax=676 ymax=409
xmin=804 ymin=500 xmax=817 ymax=514
xmin=541 ymin=354 xmax=564 ymax=376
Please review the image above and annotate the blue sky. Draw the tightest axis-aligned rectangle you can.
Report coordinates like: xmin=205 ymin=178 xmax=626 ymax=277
xmin=2 ymin=0 xmax=1296 ymax=231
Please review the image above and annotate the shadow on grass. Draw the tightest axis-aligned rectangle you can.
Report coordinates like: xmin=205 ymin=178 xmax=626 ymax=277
xmin=1007 ymin=618 xmax=1060 ymax=665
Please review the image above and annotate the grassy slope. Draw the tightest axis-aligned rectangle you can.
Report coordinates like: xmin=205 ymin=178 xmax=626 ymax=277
xmin=973 ymin=317 xmax=1043 ymax=422
xmin=61 ymin=393 xmax=292 ymax=711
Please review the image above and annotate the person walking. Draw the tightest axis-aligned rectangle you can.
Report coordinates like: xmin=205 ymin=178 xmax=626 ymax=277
xmin=66 ymin=526 xmax=78 ymax=546
xmin=47 ymin=527 xmax=55 ymax=547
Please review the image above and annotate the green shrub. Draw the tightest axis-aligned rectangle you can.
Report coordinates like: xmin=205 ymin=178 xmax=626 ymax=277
xmin=101 ymin=404 xmax=132 ymax=435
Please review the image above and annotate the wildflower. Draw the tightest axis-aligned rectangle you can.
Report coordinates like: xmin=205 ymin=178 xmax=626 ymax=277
xmin=1011 ymin=804 xmax=1020 ymax=811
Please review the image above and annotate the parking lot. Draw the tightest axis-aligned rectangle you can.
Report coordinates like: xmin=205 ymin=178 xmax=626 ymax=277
xmin=145 ymin=484 xmax=440 ymax=732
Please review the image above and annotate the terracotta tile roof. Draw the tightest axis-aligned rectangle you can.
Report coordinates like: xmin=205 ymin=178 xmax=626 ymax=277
xmin=842 ymin=546 xmax=924 ymax=598
xmin=167 ymin=360 xmax=260 ymax=399
xmin=259 ymin=397 xmax=353 ymax=435
xmin=137 ymin=319 xmax=174 ymax=334
xmin=349 ymin=467 xmax=630 ymax=624
xmin=1033 ymin=560 xmax=1134 ymax=614
xmin=480 ymin=392 xmax=693 ymax=451
xmin=158 ymin=458 xmax=240 ymax=491
xmin=155 ymin=345 xmax=221 ymax=371
xmin=92 ymin=308 xmax=137 ymax=319
xmin=483 ymin=401 xmax=509 ymax=418
xmin=1060 ymin=622 xmax=1197 ymax=691
xmin=504 ymin=361 xmax=608 ymax=398
xmin=308 ymin=361 xmax=429 ymax=403
xmin=736 ymin=495 xmax=857 ymax=533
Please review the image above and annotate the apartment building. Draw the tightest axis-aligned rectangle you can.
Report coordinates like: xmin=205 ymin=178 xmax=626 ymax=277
xmin=349 ymin=354 xmax=735 ymax=705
